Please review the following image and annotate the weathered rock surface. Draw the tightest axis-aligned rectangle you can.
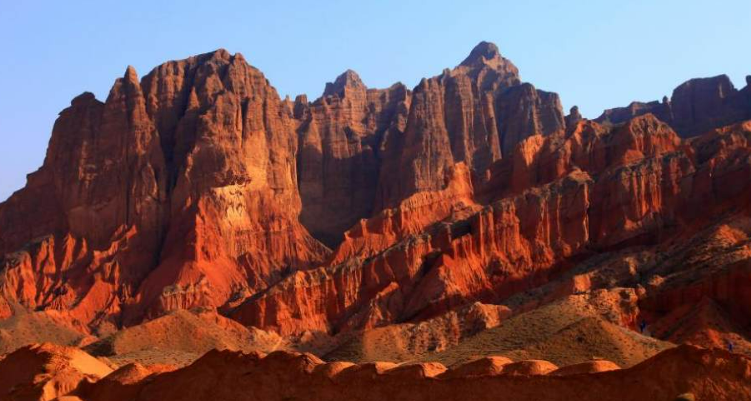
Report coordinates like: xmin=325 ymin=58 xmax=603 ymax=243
xmin=439 ymin=355 xmax=513 ymax=378
xmin=374 ymin=41 xmax=564 ymax=210
xmin=296 ymin=71 xmax=410 ymax=246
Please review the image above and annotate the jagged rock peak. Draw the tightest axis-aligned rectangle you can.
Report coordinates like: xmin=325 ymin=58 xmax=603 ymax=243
xmin=670 ymin=75 xmax=739 ymax=107
xmin=460 ymin=41 xmax=501 ymax=66
xmin=124 ymin=65 xmax=139 ymax=82
xmin=456 ymin=41 xmax=520 ymax=81
xmin=109 ymin=65 xmax=143 ymax=101
xmin=172 ymin=48 xmax=235 ymax=69
xmin=208 ymin=48 xmax=231 ymax=60
xmin=323 ymin=69 xmax=366 ymax=97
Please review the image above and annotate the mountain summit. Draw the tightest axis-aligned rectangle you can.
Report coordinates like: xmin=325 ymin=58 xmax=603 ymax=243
xmin=460 ymin=41 xmax=502 ymax=65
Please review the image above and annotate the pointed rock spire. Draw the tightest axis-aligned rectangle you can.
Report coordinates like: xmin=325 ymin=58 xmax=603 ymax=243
xmin=124 ymin=65 xmax=139 ymax=84
xmin=458 ymin=41 xmax=520 ymax=81
xmin=323 ymin=69 xmax=366 ymax=97
xmin=565 ymin=105 xmax=583 ymax=127
xmin=120 ymin=65 xmax=144 ymax=98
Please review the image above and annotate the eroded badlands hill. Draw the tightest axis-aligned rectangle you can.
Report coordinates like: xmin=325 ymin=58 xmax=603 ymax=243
xmin=1 ymin=342 xmax=750 ymax=401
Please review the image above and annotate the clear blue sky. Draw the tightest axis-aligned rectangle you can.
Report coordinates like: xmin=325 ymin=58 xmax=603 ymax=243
xmin=1 ymin=0 xmax=749 ymax=202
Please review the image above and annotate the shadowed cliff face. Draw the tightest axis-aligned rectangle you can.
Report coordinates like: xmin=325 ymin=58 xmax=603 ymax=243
xmin=596 ymin=74 xmax=751 ymax=137
xmin=295 ymin=41 xmax=564 ymax=247
xmin=294 ymin=71 xmax=409 ymax=247
xmin=1 ymin=42 xmax=751 ymax=347
xmin=373 ymin=41 xmax=565 ymax=212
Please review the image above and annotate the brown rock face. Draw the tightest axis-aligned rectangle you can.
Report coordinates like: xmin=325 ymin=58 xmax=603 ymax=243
xmin=296 ymin=70 xmax=409 ymax=246
xmin=375 ymin=41 xmax=564 ymax=210
xmin=597 ymin=74 xmax=751 ymax=137
xmin=0 ymin=50 xmax=329 ymax=332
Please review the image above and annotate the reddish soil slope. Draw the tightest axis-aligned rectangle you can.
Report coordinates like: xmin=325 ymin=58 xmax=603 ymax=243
xmin=0 ymin=344 xmax=744 ymax=401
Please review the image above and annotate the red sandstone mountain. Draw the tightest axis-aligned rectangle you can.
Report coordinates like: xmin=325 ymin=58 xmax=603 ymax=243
xmin=2 ymin=41 xmax=751 ymax=399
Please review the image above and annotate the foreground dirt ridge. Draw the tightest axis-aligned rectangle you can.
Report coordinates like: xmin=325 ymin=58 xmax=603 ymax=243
xmin=1 ymin=342 xmax=749 ymax=401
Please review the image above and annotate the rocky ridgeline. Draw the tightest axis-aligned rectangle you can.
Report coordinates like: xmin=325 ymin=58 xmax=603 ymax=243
xmin=0 ymin=42 xmax=750 ymax=349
